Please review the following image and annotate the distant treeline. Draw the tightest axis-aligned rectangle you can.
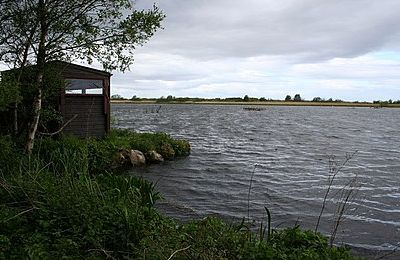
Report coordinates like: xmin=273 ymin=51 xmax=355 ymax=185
xmin=111 ymin=94 xmax=400 ymax=105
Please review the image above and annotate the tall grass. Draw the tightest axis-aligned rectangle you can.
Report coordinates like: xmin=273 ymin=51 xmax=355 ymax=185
xmin=0 ymin=144 xmax=162 ymax=258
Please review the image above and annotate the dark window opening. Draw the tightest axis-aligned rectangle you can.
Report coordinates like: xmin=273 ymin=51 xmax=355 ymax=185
xmin=65 ymin=79 xmax=103 ymax=95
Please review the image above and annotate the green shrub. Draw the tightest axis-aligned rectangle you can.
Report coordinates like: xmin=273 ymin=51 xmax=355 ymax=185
xmin=0 ymin=165 xmax=161 ymax=259
xmin=0 ymin=76 xmax=20 ymax=112
xmin=172 ymin=139 xmax=191 ymax=157
xmin=267 ymin=226 xmax=354 ymax=259
xmin=0 ymin=135 xmax=20 ymax=174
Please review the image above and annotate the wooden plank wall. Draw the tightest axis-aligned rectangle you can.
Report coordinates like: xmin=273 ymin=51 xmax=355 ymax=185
xmin=62 ymin=95 xmax=106 ymax=137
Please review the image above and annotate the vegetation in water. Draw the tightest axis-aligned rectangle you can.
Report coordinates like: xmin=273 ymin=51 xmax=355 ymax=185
xmin=34 ymin=129 xmax=191 ymax=174
xmin=0 ymin=131 xmax=357 ymax=259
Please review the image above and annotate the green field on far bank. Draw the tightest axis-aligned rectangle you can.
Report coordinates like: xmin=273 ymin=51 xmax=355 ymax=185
xmin=112 ymin=99 xmax=400 ymax=108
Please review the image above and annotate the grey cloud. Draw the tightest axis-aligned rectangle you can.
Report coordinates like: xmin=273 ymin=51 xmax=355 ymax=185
xmin=108 ymin=0 xmax=400 ymax=101
xmin=138 ymin=0 xmax=400 ymax=61
xmin=114 ymin=71 xmax=202 ymax=82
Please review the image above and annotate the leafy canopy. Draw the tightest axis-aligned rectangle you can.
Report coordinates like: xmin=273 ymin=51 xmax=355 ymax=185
xmin=0 ymin=0 xmax=165 ymax=71
xmin=0 ymin=76 xmax=20 ymax=111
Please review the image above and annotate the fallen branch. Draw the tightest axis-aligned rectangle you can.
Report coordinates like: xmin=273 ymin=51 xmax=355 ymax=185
xmin=4 ymin=208 xmax=34 ymax=222
xmin=38 ymin=114 xmax=78 ymax=137
xmin=167 ymin=245 xmax=191 ymax=260
xmin=87 ymin=248 xmax=116 ymax=260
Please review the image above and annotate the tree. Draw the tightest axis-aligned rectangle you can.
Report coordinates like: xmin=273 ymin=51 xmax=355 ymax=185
xmin=285 ymin=95 xmax=292 ymax=101
xmin=0 ymin=0 xmax=38 ymax=134
xmin=0 ymin=76 xmax=20 ymax=112
xmin=111 ymin=94 xmax=124 ymax=100
xmin=312 ymin=97 xmax=322 ymax=102
xmin=293 ymin=94 xmax=301 ymax=101
xmin=243 ymin=95 xmax=249 ymax=102
xmin=0 ymin=0 xmax=165 ymax=154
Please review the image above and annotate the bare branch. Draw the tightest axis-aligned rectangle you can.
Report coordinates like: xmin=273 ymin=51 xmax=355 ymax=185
xmin=167 ymin=246 xmax=191 ymax=260
xmin=38 ymin=114 xmax=78 ymax=137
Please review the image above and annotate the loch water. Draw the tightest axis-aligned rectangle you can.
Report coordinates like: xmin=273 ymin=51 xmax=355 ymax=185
xmin=112 ymin=104 xmax=400 ymax=251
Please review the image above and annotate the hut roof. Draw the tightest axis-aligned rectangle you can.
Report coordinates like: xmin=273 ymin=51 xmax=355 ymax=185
xmin=51 ymin=61 xmax=112 ymax=77
xmin=1 ymin=60 xmax=112 ymax=77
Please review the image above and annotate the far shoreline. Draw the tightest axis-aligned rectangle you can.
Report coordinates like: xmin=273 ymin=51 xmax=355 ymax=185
xmin=111 ymin=100 xmax=400 ymax=108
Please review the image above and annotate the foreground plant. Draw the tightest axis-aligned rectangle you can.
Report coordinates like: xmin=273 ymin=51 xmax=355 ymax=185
xmin=0 ymin=134 xmax=355 ymax=259
xmin=0 ymin=171 xmax=161 ymax=258
xmin=315 ymin=152 xmax=360 ymax=246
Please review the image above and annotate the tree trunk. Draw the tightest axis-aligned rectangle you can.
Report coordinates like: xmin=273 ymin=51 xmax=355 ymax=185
xmin=14 ymin=25 xmax=37 ymax=136
xmin=25 ymin=0 xmax=46 ymax=154
xmin=13 ymin=101 xmax=18 ymax=135
xmin=25 ymin=88 xmax=42 ymax=153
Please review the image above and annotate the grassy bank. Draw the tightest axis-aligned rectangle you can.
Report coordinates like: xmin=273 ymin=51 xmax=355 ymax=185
xmin=112 ymin=99 xmax=400 ymax=108
xmin=0 ymin=131 xmax=356 ymax=259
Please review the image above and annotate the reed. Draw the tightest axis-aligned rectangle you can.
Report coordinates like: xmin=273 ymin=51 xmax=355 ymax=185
xmin=315 ymin=151 xmax=358 ymax=234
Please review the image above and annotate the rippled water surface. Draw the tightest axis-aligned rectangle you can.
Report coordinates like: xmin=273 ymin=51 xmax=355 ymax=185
xmin=112 ymin=104 xmax=400 ymax=250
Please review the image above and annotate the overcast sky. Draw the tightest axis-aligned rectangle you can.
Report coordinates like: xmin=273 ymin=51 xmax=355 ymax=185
xmin=2 ymin=0 xmax=400 ymax=101
xmin=108 ymin=0 xmax=400 ymax=101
